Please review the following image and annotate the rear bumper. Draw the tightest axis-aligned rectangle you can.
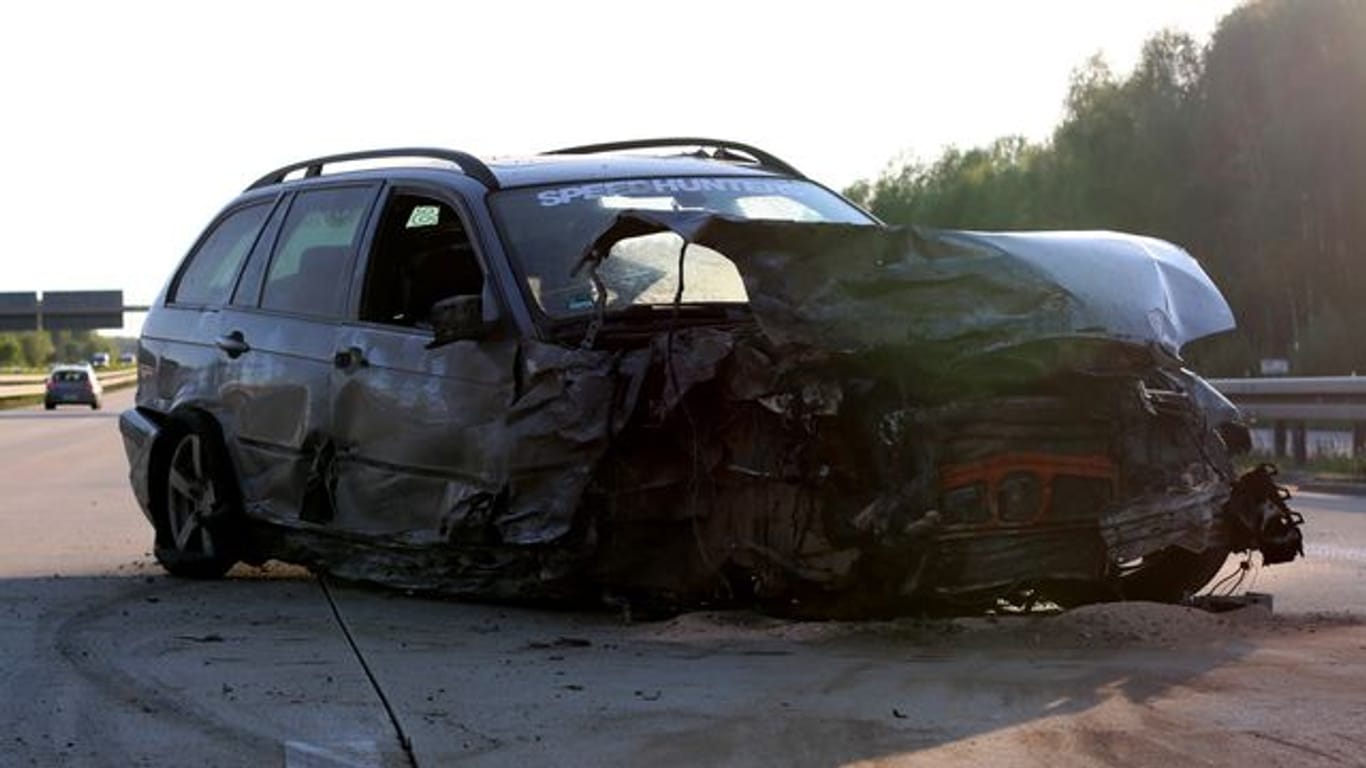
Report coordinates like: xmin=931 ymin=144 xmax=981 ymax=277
xmin=47 ymin=390 xmax=99 ymax=405
xmin=118 ymin=408 xmax=161 ymax=526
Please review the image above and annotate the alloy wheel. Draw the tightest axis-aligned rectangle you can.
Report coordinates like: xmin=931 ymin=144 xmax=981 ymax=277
xmin=166 ymin=433 xmax=220 ymax=557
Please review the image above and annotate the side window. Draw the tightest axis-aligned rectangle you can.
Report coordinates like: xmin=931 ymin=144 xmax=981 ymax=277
xmin=230 ymin=197 xmax=290 ymax=307
xmin=171 ymin=203 xmax=270 ymax=306
xmin=359 ymin=193 xmax=484 ymax=327
xmin=261 ymin=186 xmax=374 ymax=318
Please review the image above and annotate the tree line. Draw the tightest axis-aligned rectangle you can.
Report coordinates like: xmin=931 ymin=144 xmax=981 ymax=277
xmin=0 ymin=331 xmax=121 ymax=370
xmin=846 ymin=0 xmax=1366 ymax=377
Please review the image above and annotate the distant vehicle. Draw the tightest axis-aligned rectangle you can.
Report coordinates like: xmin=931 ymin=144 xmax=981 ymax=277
xmin=118 ymin=352 xmax=136 ymax=365
xmin=119 ymin=139 xmax=1304 ymax=616
xmin=89 ymin=352 xmax=111 ymax=368
xmin=45 ymin=364 xmax=102 ymax=410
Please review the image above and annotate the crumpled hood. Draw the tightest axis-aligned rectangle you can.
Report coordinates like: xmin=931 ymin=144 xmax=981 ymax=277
xmin=946 ymin=229 xmax=1235 ymax=352
xmin=581 ymin=211 xmax=1235 ymax=361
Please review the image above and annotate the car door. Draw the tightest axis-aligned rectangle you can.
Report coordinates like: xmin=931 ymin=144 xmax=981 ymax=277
xmin=215 ymin=183 xmax=382 ymax=526
xmin=327 ymin=185 xmax=519 ymax=542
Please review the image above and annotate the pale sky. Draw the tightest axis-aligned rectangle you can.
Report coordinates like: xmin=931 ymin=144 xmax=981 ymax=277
xmin=0 ymin=0 xmax=1241 ymax=334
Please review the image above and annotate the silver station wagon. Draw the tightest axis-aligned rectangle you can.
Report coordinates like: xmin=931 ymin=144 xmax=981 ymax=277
xmin=120 ymin=140 xmax=1303 ymax=616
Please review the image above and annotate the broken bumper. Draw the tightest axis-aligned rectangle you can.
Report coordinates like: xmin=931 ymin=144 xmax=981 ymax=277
xmin=118 ymin=407 xmax=160 ymax=527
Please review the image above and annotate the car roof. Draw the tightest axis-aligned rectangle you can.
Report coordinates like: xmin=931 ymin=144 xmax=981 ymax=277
xmin=485 ymin=154 xmax=784 ymax=188
xmin=244 ymin=140 xmax=801 ymax=194
xmin=251 ymin=155 xmax=785 ymax=195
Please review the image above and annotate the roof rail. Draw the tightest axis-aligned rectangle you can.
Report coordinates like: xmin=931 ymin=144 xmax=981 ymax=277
xmin=246 ymin=147 xmax=499 ymax=191
xmin=543 ymin=137 xmax=804 ymax=178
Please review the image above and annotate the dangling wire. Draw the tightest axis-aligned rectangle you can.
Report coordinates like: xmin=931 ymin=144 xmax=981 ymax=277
xmin=1204 ymin=554 xmax=1253 ymax=596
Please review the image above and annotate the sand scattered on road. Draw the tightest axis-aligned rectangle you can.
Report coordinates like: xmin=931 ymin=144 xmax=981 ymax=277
xmin=635 ymin=602 xmax=1362 ymax=651
xmin=635 ymin=610 xmax=854 ymax=643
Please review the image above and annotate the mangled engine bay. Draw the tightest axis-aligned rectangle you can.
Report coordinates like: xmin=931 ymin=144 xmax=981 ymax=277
xmin=287 ymin=212 xmax=1305 ymax=616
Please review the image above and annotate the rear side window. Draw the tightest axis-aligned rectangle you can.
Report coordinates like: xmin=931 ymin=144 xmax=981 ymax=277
xmin=261 ymin=187 xmax=374 ymax=318
xmin=172 ymin=203 xmax=271 ymax=306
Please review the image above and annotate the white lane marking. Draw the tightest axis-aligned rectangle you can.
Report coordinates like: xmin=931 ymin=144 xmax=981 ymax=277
xmin=284 ymin=739 xmax=383 ymax=768
xmin=1305 ymin=544 xmax=1366 ymax=563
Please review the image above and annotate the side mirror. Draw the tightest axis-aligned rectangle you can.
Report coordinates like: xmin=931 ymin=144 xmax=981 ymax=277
xmin=428 ymin=293 xmax=495 ymax=348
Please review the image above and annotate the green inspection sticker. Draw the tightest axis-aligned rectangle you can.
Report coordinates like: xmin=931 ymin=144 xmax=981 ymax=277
xmin=406 ymin=205 xmax=440 ymax=228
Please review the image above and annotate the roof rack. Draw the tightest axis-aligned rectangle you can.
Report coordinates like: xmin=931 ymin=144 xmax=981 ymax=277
xmin=543 ymin=137 xmax=804 ymax=178
xmin=246 ymin=147 xmax=499 ymax=191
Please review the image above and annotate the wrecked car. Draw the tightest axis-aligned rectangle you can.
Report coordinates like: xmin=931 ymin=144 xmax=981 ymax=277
xmin=119 ymin=139 xmax=1303 ymax=616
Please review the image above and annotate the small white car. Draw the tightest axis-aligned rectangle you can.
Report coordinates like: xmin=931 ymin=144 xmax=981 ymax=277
xmin=45 ymin=364 xmax=103 ymax=410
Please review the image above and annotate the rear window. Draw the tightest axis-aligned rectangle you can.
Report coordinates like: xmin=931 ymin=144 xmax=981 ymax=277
xmin=51 ymin=370 xmax=87 ymax=383
xmin=172 ymin=203 xmax=272 ymax=306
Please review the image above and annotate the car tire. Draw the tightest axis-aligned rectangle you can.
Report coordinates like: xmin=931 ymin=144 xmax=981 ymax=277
xmin=91 ymin=399 xmax=101 ymax=411
xmin=43 ymin=401 xmax=55 ymax=411
xmin=153 ymin=413 xmax=241 ymax=579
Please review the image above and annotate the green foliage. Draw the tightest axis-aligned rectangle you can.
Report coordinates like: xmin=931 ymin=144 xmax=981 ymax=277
xmin=1196 ymin=0 xmax=1366 ymax=363
xmin=1292 ymin=302 xmax=1366 ymax=376
xmin=848 ymin=0 xmax=1366 ymax=376
xmin=0 ymin=331 xmax=114 ymax=369
xmin=0 ymin=335 xmax=21 ymax=368
xmin=856 ymin=138 xmax=1049 ymax=229
xmin=17 ymin=332 xmax=54 ymax=369
xmin=48 ymin=330 xmax=116 ymax=366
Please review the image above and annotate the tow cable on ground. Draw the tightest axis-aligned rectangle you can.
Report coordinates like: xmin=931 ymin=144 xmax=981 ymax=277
xmin=318 ymin=575 xmax=419 ymax=768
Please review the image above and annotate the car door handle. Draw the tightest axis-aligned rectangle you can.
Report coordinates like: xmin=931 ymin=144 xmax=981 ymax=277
xmin=334 ymin=346 xmax=368 ymax=370
xmin=216 ymin=331 xmax=250 ymax=358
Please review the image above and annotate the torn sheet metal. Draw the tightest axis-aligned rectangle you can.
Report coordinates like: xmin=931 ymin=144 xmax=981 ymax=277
xmin=582 ymin=211 xmax=1235 ymax=363
xmin=321 ymin=340 xmax=652 ymax=547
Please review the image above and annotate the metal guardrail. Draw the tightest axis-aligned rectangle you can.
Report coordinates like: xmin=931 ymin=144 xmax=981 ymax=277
xmin=0 ymin=369 xmax=138 ymax=400
xmin=1208 ymin=376 xmax=1366 ymax=463
xmin=1208 ymin=376 xmax=1366 ymax=422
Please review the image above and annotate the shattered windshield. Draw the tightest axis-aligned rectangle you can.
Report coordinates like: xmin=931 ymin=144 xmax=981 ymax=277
xmin=491 ymin=176 xmax=875 ymax=317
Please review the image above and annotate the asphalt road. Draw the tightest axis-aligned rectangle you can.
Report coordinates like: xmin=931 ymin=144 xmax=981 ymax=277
xmin=1 ymin=389 xmax=1363 ymax=767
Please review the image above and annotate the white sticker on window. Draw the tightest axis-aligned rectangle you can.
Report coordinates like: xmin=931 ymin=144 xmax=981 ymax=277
xmin=406 ymin=205 xmax=441 ymax=228
xmin=535 ymin=178 xmax=800 ymax=207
